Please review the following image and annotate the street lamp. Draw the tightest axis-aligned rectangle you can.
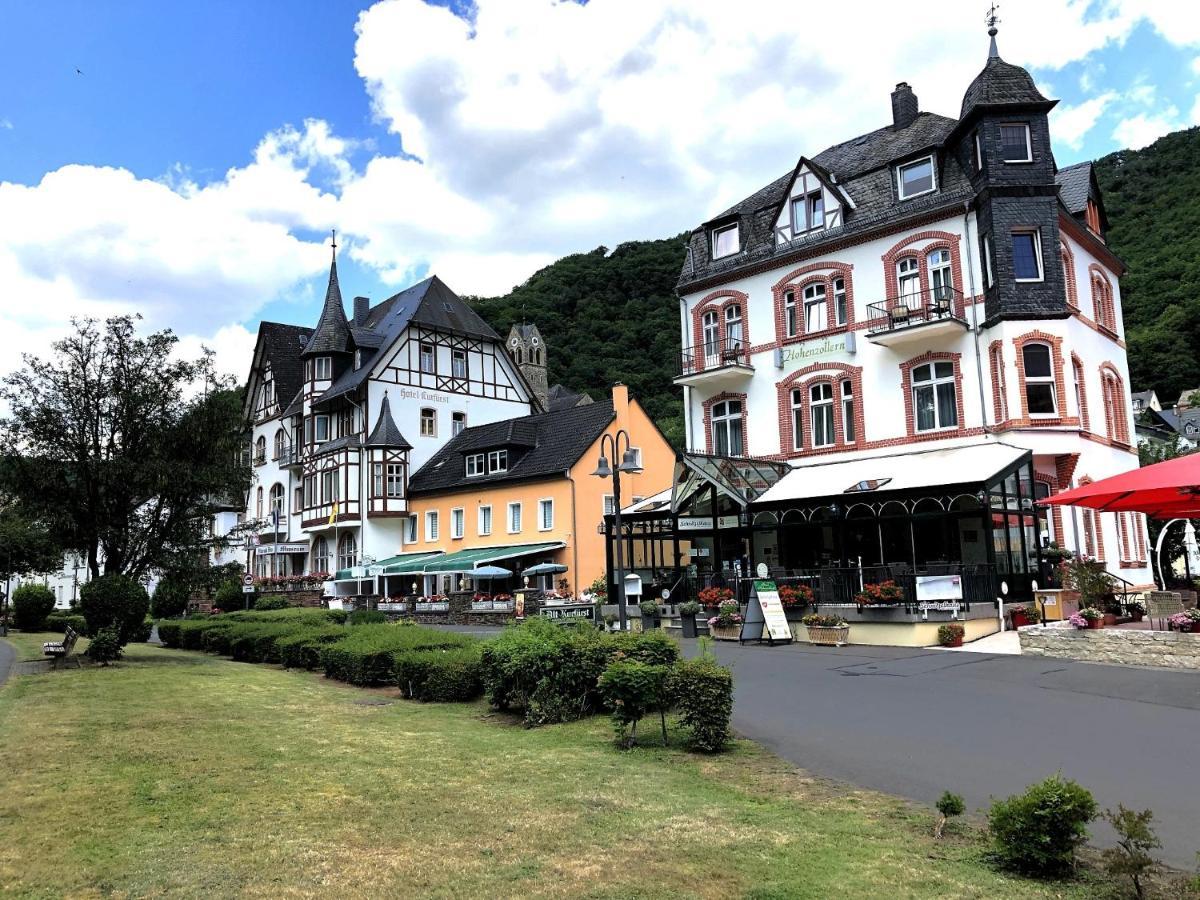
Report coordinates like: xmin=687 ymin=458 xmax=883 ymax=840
xmin=593 ymin=427 xmax=643 ymax=631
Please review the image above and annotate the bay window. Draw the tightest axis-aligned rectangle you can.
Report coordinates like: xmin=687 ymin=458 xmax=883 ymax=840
xmin=386 ymin=464 xmax=403 ymax=498
xmin=999 ymin=123 xmax=1032 ymax=162
xmin=1012 ymin=230 xmax=1043 ymax=281
xmin=314 ymin=357 xmax=332 ymax=380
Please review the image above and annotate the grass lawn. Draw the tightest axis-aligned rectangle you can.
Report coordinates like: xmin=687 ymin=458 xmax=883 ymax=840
xmin=2 ymin=630 xmax=90 ymax=661
xmin=0 ymin=641 xmax=1111 ymax=899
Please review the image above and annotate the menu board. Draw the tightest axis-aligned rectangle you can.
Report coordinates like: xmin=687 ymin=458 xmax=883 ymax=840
xmin=740 ymin=580 xmax=793 ymax=645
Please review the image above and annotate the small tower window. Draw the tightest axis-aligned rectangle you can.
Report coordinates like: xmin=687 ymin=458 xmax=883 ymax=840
xmin=314 ymin=357 xmax=332 ymax=380
xmin=999 ymin=123 xmax=1032 ymax=163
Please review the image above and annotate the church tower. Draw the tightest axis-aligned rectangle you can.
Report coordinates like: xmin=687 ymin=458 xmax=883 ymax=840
xmin=507 ymin=323 xmax=549 ymax=411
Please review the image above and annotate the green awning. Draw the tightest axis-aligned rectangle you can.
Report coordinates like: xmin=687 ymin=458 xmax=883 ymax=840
xmin=334 ymin=552 xmax=443 ymax=581
xmin=420 ymin=542 xmax=565 ymax=574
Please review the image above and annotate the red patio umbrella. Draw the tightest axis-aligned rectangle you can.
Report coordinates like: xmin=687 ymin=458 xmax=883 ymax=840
xmin=1040 ymin=453 xmax=1200 ymax=519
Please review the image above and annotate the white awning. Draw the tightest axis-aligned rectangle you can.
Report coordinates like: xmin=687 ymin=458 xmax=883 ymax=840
xmin=756 ymin=442 xmax=1029 ymax=505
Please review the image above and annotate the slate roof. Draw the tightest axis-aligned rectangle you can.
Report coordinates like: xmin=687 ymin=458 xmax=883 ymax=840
xmin=408 ymin=400 xmax=616 ymax=496
xmin=255 ymin=322 xmax=313 ymax=413
xmin=679 ymin=111 xmax=972 ymax=292
xmin=365 ymin=393 xmax=412 ymax=449
xmin=302 ymin=257 xmax=353 ymax=357
xmin=546 ymin=384 xmax=592 ymax=412
xmin=1055 ymin=162 xmax=1092 ymax=215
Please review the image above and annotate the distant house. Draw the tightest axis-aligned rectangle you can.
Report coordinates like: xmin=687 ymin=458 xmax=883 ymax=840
xmin=1175 ymin=388 xmax=1200 ymax=411
xmin=1130 ymin=390 xmax=1160 ymax=414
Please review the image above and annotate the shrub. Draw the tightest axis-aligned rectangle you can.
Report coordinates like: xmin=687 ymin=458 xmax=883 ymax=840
xmin=129 ymin=617 xmax=154 ymax=643
xmin=1101 ymin=805 xmax=1160 ymax=899
xmin=79 ymin=575 xmax=150 ymax=642
xmin=937 ymin=623 xmax=965 ymax=646
xmin=87 ymin=627 xmax=124 ymax=665
xmin=669 ymin=654 xmax=733 ymax=753
xmin=347 ymin=609 xmax=387 ymax=625
xmin=320 ymin=624 xmax=473 ymax=686
xmin=45 ymin=613 xmax=88 ymax=635
xmin=639 ymin=600 xmax=660 ymax=618
xmin=598 ymin=659 xmax=670 ymax=747
xmin=213 ymin=580 xmax=244 ymax=613
xmin=610 ymin=629 xmax=681 ymax=666
xmin=394 ymin=646 xmax=484 ymax=702
xmin=156 ymin=620 xmax=183 ymax=648
xmin=11 ymin=584 xmax=56 ymax=631
xmin=150 ymin=578 xmax=191 ymax=619
xmin=277 ymin=627 xmax=345 ymax=670
xmin=935 ymin=790 xmax=965 ymax=838
xmin=253 ymin=595 xmax=290 ymax=611
xmin=988 ymin=774 xmax=1097 ymax=876
xmin=678 ymin=601 xmax=702 ymax=617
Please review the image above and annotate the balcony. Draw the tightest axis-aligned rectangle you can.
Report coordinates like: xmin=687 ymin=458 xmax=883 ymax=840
xmin=277 ymin=445 xmax=303 ymax=468
xmin=865 ymin=288 xmax=967 ymax=347
xmin=674 ymin=337 xmax=754 ymax=389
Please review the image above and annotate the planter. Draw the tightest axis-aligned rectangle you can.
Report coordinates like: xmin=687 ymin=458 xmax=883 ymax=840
xmin=642 ymin=616 xmax=660 ymax=630
xmin=471 ymin=601 xmax=494 ymax=611
xmin=680 ymin=614 xmax=697 ymax=639
xmin=709 ymin=623 xmax=742 ymax=641
xmin=806 ymin=624 xmax=850 ymax=646
xmin=1010 ymin=610 xmax=1035 ymax=629
xmin=940 ymin=635 xmax=964 ymax=648
xmin=492 ymin=601 xmax=514 ymax=612
xmin=1086 ymin=618 xmax=1104 ymax=630
xmin=1102 ymin=613 xmax=1118 ymax=627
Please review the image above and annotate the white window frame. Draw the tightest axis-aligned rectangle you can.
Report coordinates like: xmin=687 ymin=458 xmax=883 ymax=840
xmin=833 ymin=277 xmax=848 ymax=326
xmin=724 ymin=304 xmax=744 ymax=349
xmin=420 ymin=408 xmax=436 ymax=437
xmin=911 ymin=362 xmax=958 ymax=432
xmin=372 ymin=463 xmax=384 ymax=497
xmin=314 ymin=357 xmax=332 ymax=380
xmin=802 ymin=282 xmax=827 ymax=332
xmin=314 ymin=415 xmax=330 ymax=444
xmin=425 ymin=510 xmax=439 ymax=542
xmin=386 ymin=463 xmax=403 ymax=498
xmin=790 ymin=191 xmax=825 ymax=235
xmin=790 ymin=388 xmax=804 ymax=451
xmin=999 ymin=122 xmax=1032 ymax=163
xmin=972 ymin=130 xmax=983 ymax=171
xmin=603 ymin=495 xmax=615 ymax=517
xmin=478 ymin=505 xmax=492 ymax=536
xmin=311 ymin=536 xmax=329 ymax=573
xmin=488 ymin=449 xmax=508 ymax=473
xmin=507 ymin=501 xmax=522 ymax=534
xmin=841 ymin=379 xmax=855 ymax=443
xmin=710 ymin=223 xmax=739 ymax=259
xmin=404 ymin=515 xmax=417 ymax=544
xmin=1022 ymin=342 xmax=1058 ymax=417
xmin=784 ymin=290 xmax=798 ymax=338
xmin=451 ymin=411 xmax=466 ymax=437
xmin=982 ymin=233 xmax=995 ymax=288
xmin=1012 ymin=228 xmax=1044 ymax=283
xmin=451 ymin=348 xmax=467 ymax=379
xmin=419 ymin=342 xmax=436 ymax=374
xmin=451 ymin=507 xmax=465 ymax=540
xmin=710 ymin=399 xmax=744 ymax=457
xmin=809 ymin=382 xmax=835 ymax=448
xmin=896 ymin=155 xmax=936 ymax=200
xmin=538 ymin=498 xmax=554 ymax=532
xmin=466 ymin=453 xmax=485 ymax=477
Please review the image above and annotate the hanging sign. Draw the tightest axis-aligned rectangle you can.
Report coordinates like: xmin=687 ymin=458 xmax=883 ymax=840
xmin=677 ymin=515 xmax=741 ymax=531
xmin=739 ymin=580 xmax=793 ymax=645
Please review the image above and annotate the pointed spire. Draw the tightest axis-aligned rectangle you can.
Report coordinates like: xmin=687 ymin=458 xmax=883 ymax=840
xmin=986 ymin=3 xmax=1000 ymax=58
xmin=302 ymin=229 xmax=353 ymax=357
xmin=366 ymin=391 xmax=412 ymax=449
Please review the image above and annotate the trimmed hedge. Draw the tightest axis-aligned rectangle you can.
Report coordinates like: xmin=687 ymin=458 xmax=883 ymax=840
xmin=347 ymin=609 xmax=387 ymax=626
xmin=277 ymin=627 xmax=345 ymax=670
xmin=320 ymin=624 xmax=473 ymax=686
xmin=44 ymin=613 xmax=89 ymax=635
xmin=988 ymin=774 xmax=1097 ymax=876
xmin=394 ymin=646 xmax=484 ymax=702
xmin=79 ymin=575 xmax=150 ymax=643
xmin=253 ymin=595 xmax=291 ymax=611
xmin=669 ymin=655 xmax=734 ymax=753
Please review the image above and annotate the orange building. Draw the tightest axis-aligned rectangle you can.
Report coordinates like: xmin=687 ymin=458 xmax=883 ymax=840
xmin=403 ymin=384 xmax=673 ymax=596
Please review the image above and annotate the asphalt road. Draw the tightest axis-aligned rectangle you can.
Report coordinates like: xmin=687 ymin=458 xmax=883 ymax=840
xmin=702 ymin=639 xmax=1200 ymax=868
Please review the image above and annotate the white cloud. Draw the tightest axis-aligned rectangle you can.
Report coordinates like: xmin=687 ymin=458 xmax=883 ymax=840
xmin=0 ymin=118 xmax=12 ymax=130
xmin=1053 ymin=91 xmax=1119 ymax=149
xmin=1112 ymin=109 xmax=1181 ymax=150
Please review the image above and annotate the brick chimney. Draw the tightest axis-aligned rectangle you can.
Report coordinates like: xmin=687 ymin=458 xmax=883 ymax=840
xmin=891 ymin=82 xmax=918 ymax=129
xmin=353 ymin=296 xmax=370 ymax=327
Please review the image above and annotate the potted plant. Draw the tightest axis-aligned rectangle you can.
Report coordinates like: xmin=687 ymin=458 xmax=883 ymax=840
xmin=639 ymin=600 xmax=661 ymax=629
xmin=707 ymin=601 xmax=743 ymax=641
xmin=778 ymin=583 xmax=814 ymax=611
xmin=678 ymin=600 xmax=702 ymax=639
xmin=1062 ymin=556 xmax=1115 ymax=617
xmin=1168 ymin=609 xmax=1200 ymax=632
xmin=937 ymin=623 xmax=965 ymax=648
xmin=1076 ymin=606 xmax=1105 ymax=629
xmin=1126 ymin=599 xmax=1146 ymax=623
xmin=1009 ymin=604 xmax=1038 ymax=628
xmin=854 ymin=580 xmax=903 ymax=606
xmin=802 ymin=612 xmax=849 ymax=647
xmin=698 ymin=586 xmax=735 ymax=609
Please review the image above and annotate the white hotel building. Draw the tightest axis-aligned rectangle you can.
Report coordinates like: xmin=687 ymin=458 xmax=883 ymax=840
xmin=672 ymin=30 xmax=1151 ymax=597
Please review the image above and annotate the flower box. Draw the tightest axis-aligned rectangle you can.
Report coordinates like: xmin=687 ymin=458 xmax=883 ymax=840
xmin=471 ymin=601 xmax=494 ymax=611
xmin=806 ymin=624 xmax=850 ymax=646
xmin=491 ymin=601 xmax=514 ymax=612
xmin=709 ymin=623 xmax=742 ymax=641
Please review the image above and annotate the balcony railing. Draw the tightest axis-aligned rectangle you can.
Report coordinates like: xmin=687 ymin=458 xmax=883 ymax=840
xmin=866 ymin=287 xmax=964 ymax=336
xmin=677 ymin=336 xmax=753 ymax=378
xmin=276 ymin=445 xmax=302 ymax=467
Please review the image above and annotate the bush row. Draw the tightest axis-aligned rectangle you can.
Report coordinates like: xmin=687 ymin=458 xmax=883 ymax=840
xmin=394 ymin=646 xmax=485 ymax=702
xmin=44 ymin=613 xmax=89 ymax=635
xmin=319 ymin=623 xmax=474 ymax=686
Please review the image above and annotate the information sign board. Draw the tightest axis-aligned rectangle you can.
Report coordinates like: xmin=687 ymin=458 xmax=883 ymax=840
xmin=739 ymin=580 xmax=793 ymax=645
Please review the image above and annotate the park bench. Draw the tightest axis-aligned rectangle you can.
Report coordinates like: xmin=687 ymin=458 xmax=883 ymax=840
xmin=42 ymin=625 xmax=80 ymax=670
xmin=1146 ymin=591 xmax=1184 ymax=631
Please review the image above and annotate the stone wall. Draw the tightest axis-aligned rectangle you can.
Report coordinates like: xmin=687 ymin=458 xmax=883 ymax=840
xmin=1019 ymin=623 xmax=1200 ymax=670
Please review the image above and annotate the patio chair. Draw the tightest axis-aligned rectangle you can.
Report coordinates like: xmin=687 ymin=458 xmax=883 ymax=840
xmin=888 ymin=304 xmax=910 ymax=327
xmin=1146 ymin=591 xmax=1184 ymax=630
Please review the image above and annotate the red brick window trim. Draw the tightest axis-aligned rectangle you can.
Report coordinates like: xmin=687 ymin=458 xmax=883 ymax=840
xmin=1071 ymin=353 xmax=1090 ymax=432
xmin=880 ymin=230 xmax=965 ymax=317
xmin=775 ymin=363 xmax=864 ymax=459
xmin=1088 ymin=264 xmax=1117 ymax=334
xmin=770 ymin=262 xmax=855 ymax=345
xmin=1099 ymin=363 xmax=1130 ymax=446
xmin=900 ymin=351 xmax=966 ymax=439
xmin=702 ymin=391 xmax=748 ymax=456
xmin=989 ymin=340 xmax=1008 ymax=425
xmin=1077 ymin=476 xmax=1107 ymax=562
xmin=691 ymin=290 xmax=750 ymax=368
xmin=1059 ymin=240 xmax=1079 ymax=310
xmin=1013 ymin=331 xmax=1070 ymax=424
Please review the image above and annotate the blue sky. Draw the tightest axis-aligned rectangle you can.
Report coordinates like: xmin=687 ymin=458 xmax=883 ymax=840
xmin=2 ymin=0 xmax=1198 ymax=380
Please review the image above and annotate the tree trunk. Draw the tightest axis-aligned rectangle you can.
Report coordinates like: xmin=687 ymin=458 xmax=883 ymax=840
xmin=933 ymin=814 xmax=946 ymax=839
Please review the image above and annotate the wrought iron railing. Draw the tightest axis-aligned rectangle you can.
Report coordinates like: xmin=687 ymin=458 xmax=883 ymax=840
xmin=276 ymin=445 xmax=302 ymax=466
xmin=678 ymin=336 xmax=752 ymax=377
xmin=866 ymin=287 xmax=964 ymax=335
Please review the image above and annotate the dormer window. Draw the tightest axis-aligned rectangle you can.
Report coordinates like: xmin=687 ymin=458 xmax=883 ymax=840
xmin=896 ymin=156 xmax=935 ymax=200
xmin=790 ymin=192 xmax=825 ymax=234
xmin=314 ymin=357 xmax=332 ymax=380
xmin=1000 ymin=123 xmax=1032 ymax=163
xmin=466 ymin=453 xmax=485 ymax=477
xmin=710 ymin=223 xmax=739 ymax=259
xmin=488 ymin=449 xmax=508 ymax=473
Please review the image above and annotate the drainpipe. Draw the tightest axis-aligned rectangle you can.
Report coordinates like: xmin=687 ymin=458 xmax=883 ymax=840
xmin=962 ymin=201 xmax=991 ymax=434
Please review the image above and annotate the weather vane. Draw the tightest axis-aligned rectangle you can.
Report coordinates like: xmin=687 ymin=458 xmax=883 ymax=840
xmin=331 ymin=228 xmax=337 ymax=252
xmin=986 ymin=3 xmax=1000 ymax=32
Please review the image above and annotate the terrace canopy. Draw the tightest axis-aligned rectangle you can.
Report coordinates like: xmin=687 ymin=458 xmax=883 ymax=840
xmin=1040 ymin=452 xmax=1200 ymax=519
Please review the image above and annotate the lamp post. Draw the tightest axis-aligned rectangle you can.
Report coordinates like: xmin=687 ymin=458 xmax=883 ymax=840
xmin=593 ymin=428 xmax=643 ymax=631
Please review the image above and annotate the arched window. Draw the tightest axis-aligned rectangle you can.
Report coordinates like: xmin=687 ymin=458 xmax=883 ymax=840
xmin=803 ymin=283 xmax=827 ymax=332
xmin=833 ymin=277 xmax=848 ymax=326
xmin=810 ymin=383 xmax=835 ymax=447
xmin=1022 ymin=343 xmax=1057 ymax=415
xmin=841 ymin=379 xmax=855 ymax=442
xmin=789 ymin=388 xmax=804 ymax=451
xmin=338 ymin=532 xmax=357 ymax=570
xmin=928 ymin=249 xmax=953 ymax=302
xmin=897 ymin=257 xmax=920 ymax=302
xmin=784 ymin=290 xmax=798 ymax=338
xmin=724 ymin=304 xmax=744 ymax=349
xmin=255 ymin=486 xmax=263 ymax=518
xmin=273 ymin=429 xmax=285 ymax=460
xmin=912 ymin=362 xmax=957 ymax=431
xmin=1073 ymin=357 xmax=1088 ymax=429
xmin=269 ymin=483 xmax=284 ymax=519
xmin=711 ymin=399 xmax=744 ymax=456
xmin=1092 ymin=271 xmax=1116 ymax=332
xmin=1102 ymin=368 xmax=1128 ymax=444
xmin=311 ymin=536 xmax=329 ymax=574
xmin=1059 ymin=243 xmax=1076 ymax=307
xmin=254 ymin=435 xmax=266 ymax=465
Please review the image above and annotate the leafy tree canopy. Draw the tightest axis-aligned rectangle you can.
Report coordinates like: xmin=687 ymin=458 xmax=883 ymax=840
xmin=0 ymin=316 xmax=251 ymax=581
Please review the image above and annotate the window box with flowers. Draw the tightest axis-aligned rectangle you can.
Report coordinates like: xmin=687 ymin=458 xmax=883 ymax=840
xmin=471 ymin=592 xmax=494 ymax=610
xmin=698 ymin=586 xmax=735 ymax=609
xmin=707 ymin=601 xmax=743 ymax=641
xmin=778 ymin=583 xmax=814 ymax=615
xmin=802 ymin=613 xmax=849 ymax=646
xmin=492 ymin=593 xmax=515 ymax=612
xmin=377 ymin=596 xmax=411 ymax=613
xmin=416 ymin=595 xmax=449 ymax=612
xmin=855 ymin=581 xmax=903 ymax=606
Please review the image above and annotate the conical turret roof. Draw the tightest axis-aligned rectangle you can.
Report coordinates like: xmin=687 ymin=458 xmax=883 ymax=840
xmin=960 ymin=36 xmax=1053 ymax=120
xmin=365 ymin=393 xmax=412 ymax=449
xmin=302 ymin=255 xmax=353 ymax=356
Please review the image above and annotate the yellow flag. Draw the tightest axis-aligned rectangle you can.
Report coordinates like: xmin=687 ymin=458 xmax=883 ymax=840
xmin=328 ymin=502 xmax=339 ymax=525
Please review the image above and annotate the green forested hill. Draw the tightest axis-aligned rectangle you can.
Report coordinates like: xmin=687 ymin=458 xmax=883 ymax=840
xmin=470 ymin=235 xmax=689 ymax=445
xmin=1094 ymin=126 xmax=1200 ymax=400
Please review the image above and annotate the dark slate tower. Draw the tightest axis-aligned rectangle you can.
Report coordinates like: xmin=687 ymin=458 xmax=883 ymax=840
xmin=302 ymin=236 xmax=355 ymax=376
xmin=951 ymin=17 xmax=1063 ymax=324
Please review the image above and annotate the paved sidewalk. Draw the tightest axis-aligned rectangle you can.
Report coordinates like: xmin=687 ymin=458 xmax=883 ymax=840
xmin=943 ymin=629 xmax=1021 ymax=654
xmin=0 ymin=637 xmax=13 ymax=686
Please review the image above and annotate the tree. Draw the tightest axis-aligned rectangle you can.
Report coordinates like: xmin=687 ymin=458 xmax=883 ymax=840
xmin=1101 ymin=805 xmax=1160 ymax=899
xmin=0 ymin=490 xmax=62 ymax=623
xmin=0 ymin=316 xmax=251 ymax=581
